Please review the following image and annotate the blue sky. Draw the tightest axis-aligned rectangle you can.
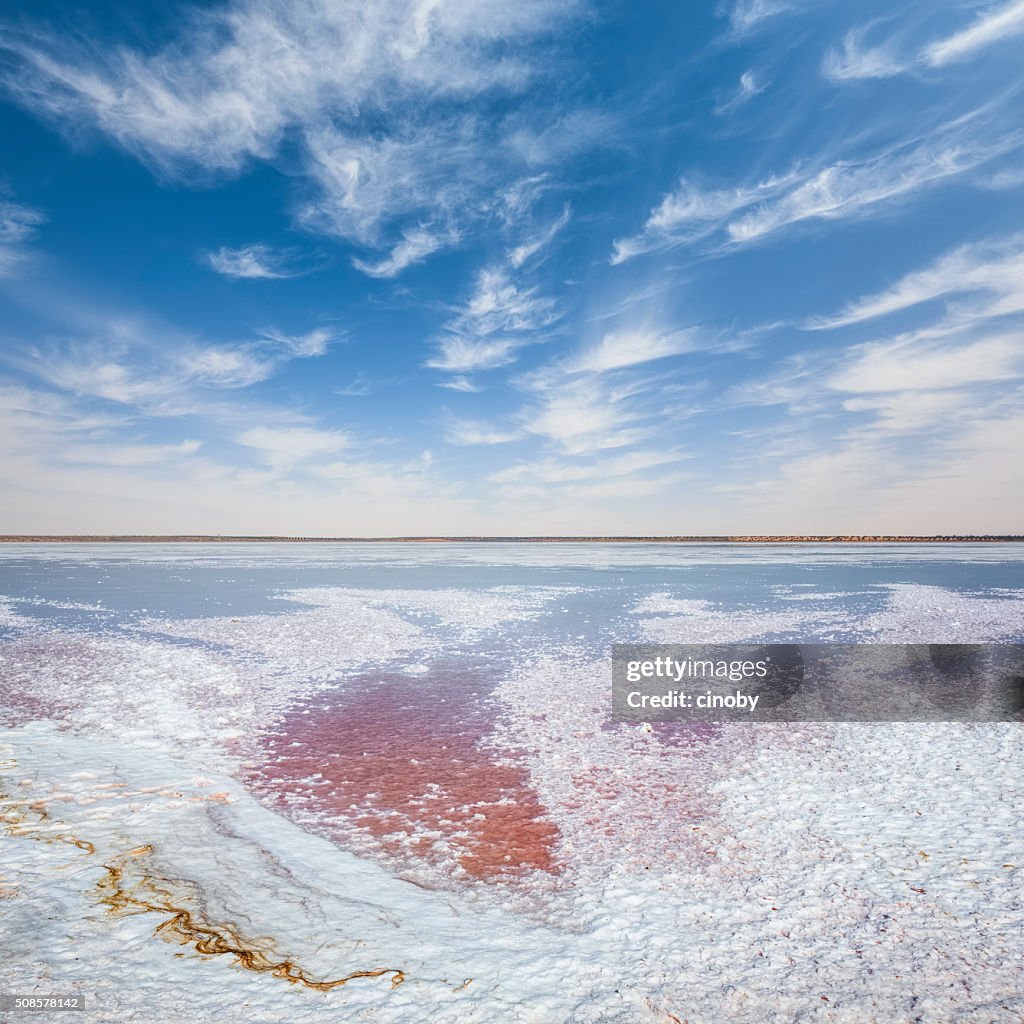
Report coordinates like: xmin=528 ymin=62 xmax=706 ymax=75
xmin=1 ymin=0 xmax=1023 ymax=534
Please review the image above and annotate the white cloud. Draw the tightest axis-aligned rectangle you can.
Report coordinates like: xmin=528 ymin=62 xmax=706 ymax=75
xmin=426 ymin=337 xmax=521 ymax=373
xmin=726 ymin=352 xmax=828 ymax=410
xmin=822 ymin=27 xmax=907 ymax=82
xmin=19 ymin=312 xmax=336 ymax=421
xmin=1 ymin=1 xmax=568 ymax=172
xmin=610 ymin=172 xmax=797 ymax=263
xmin=567 ymin=328 xmax=702 ymax=373
xmin=0 ymin=199 xmax=44 ymax=275
xmin=508 ymin=205 xmax=570 ymax=268
xmin=177 ymin=346 xmax=277 ymax=388
xmin=70 ymin=439 xmax=203 ymax=467
xmin=443 ymin=418 xmax=523 ymax=445
xmin=435 ymin=375 xmax=482 ymax=392
xmin=259 ymin=327 xmax=338 ymax=358
xmin=840 ymin=390 xmax=976 ymax=433
xmin=458 ymin=267 xmax=559 ymax=335
xmin=824 ymin=2 xmax=1024 ymax=88
xmin=205 ymin=243 xmax=305 ymax=280
xmin=613 ymin=120 xmax=1016 ymax=262
xmin=236 ymin=426 xmax=353 ymax=467
xmin=720 ymin=0 xmax=791 ymax=35
xmin=924 ymin=0 xmax=1024 ymax=66
xmin=0 ymin=382 xmax=123 ymax=441
xmin=336 ymin=373 xmax=373 ymax=397
xmin=161 ymin=328 xmax=337 ymax=392
xmin=298 ymin=128 xmax=464 ymax=249
xmin=505 ymin=110 xmax=610 ymax=167
xmin=0 ymin=380 xmax=481 ymax=534
xmin=41 ymin=352 xmax=180 ymax=406
xmin=809 ymin=234 xmax=1024 ymax=329
xmin=1 ymin=0 xmax=579 ymax=276
xmin=830 ymin=332 xmax=1024 ymax=393
xmin=497 ymin=174 xmax=552 ymax=225
xmin=714 ymin=69 xmax=767 ymax=115
xmin=519 ymin=376 xmax=650 ymax=455
xmin=352 ymin=226 xmax=454 ymax=278
xmin=726 ymin=140 xmax=997 ymax=244
xmin=730 ymin=392 xmax=1024 ymax=533
xmin=490 ymin=449 xmax=681 ymax=484
xmin=426 ymin=266 xmax=559 ymax=373
xmin=0 ymin=381 xmax=207 ymax=478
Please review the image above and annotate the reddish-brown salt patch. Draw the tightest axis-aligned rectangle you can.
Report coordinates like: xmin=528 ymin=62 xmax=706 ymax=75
xmin=252 ymin=666 xmax=560 ymax=882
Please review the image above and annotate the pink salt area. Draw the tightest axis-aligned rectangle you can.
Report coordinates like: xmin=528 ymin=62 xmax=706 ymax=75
xmin=252 ymin=667 xmax=560 ymax=882
xmin=0 ymin=640 xmax=79 ymax=727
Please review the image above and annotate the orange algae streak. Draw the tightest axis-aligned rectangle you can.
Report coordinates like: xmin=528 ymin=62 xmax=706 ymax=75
xmin=255 ymin=668 xmax=560 ymax=881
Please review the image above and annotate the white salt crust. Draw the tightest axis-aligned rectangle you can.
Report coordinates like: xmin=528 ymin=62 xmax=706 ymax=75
xmin=633 ymin=584 xmax=1024 ymax=643
xmin=133 ymin=585 xmax=572 ymax=682
xmin=1 ymin=577 xmax=1023 ymax=1021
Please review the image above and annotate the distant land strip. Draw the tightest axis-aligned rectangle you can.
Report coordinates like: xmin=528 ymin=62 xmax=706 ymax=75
xmin=1 ymin=536 xmax=1022 ymax=544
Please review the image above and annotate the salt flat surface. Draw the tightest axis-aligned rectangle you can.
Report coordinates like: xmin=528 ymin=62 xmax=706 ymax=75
xmin=1 ymin=545 xmax=1023 ymax=1022
xmin=4 ymin=539 xmax=1024 ymax=567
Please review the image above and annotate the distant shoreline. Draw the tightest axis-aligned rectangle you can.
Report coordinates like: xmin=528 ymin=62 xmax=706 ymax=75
xmin=1 ymin=535 xmax=1022 ymax=544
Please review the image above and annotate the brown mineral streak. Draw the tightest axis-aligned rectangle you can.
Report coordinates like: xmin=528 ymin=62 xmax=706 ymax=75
xmin=2 ymin=776 xmax=405 ymax=995
xmin=97 ymin=847 xmax=406 ymax=992
xmin=0 ymin=783 xmax=96 ymax=854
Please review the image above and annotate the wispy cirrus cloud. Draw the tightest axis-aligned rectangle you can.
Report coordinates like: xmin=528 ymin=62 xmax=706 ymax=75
xmin=806 ymin=233 xmax=1024 ymax=330
xmin=15 ymin=315 xmax=339 ymax=418
xmin=724 ymin=138 xmax=996 ymax=244
xmin=175 ymin=346 xmax=280 ymax=389
xmin=924 ymin=0 xmax=1024 ymax=67
xmin=517 ymin=374 xmax=653 ymax=455
xmin=830 ymin=332 xmax=1024 ymax=394
xmin=822 ymin=27 xmax=908 ymax=82
xmin=352 ymin=225 xmax=457 ymax=278
xmin=0 ymin=198 xmax=44 ymax=275
xmin=69 ymin=438 xmax=203 ymax=467
xmin=566 ymin=327 xmax=705 ymax=373
xmin=508 ymin=205 xmax=570 ymax=268
xmin=259 ymin=327 xmax=338 ymax=358
xmin=824 ymin=0 xmax=1024 ymax=85
xmin=435 ymin=375 xmax=483 ymax=393
xmin=0 ymin=0 xmax=581 ymax=277
xmin=839 ymin=389 xmax=980 ymax=434
xmin=725 ymin=226 xmax=1024 ymax=518
xmin=335 ymin=372 xmax=404 ymax=397
xmin=205 ymin=243 xmax=311 ymax=280
xmin=0 ymin=382 xmax=208 ymax=477
xmin=611 ymin=115 xmax=1018 ymax=262
xmin=236 ymin=425 xmax=353 ymax=468
xmin=490 ymin=449 xmax=682 ymax=485
xmin=714 ymin=69 xmax=768 ymax=114
xmin=426 ymin=266 xmax=559 ymax=373
xmin=426 ymin=337 xmax=523 ymax=374
xmin=442 ymin=417 xmax=523 ymax=446
xmin=0 ymin=0 xmax=572 ymax=173
xmin=718 ymin=0 xmax=793 ymax=37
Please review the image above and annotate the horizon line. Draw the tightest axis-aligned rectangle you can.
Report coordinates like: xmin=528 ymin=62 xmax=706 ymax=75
xmin=2 ymin=535 xmax=1023 ymax=544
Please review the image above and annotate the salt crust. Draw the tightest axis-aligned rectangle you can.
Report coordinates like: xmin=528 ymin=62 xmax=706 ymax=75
xmin=633 ymin=584 xmax=1024 ymax=643
xmin=2 ymin=579 xmax=1024 ymax=1021
xmin=134 ymin=586 xmax=571 ymax=681
xmin=0 ymin=586 xmax=570 ymax=774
